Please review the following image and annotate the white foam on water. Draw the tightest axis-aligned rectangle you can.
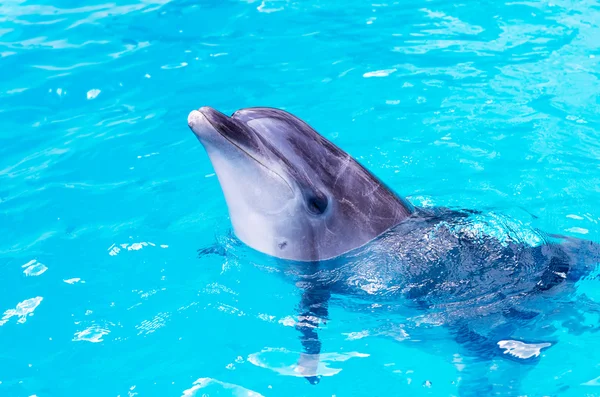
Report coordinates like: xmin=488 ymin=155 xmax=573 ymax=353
xmin=73 ymin=325 xmax=110 ymax=343
xmin=161 ymin=62 xmax=188 ymax=69
xmin=108 ymin=241 xmax=167 ymax=256
xmin=22 ymin=259 xmax=47 ymax=275
xmin=86 ymin=89 xmax=100 ymax=99
xmin=129 ymin=243 xmax=144 ymax=251
xmin=497 ymin=340 xmax=551 ymax=359
xmin=257 ymin=1 xmax=283 ymax=13
xmin=22 ymin=260 xmax=48 ymax=277
xmin=63 ymin=278 xmax=82 ymax=284
xmin=135 ymin=312 xmax=170 ymax=336
xmin=343 ymin=330 xmax=370 ymax=340
xmin=363 ymin=68 xmax=397 ymax=78
xmin=0 ymin=297 xmax=43 ymax=326
xmin=181 ymin=377 xmax=264 ymax=397
xmin=565 ymin=227 xmax=589 ymax=235
xmin=278 ymin=316 xmax=296 ymax=327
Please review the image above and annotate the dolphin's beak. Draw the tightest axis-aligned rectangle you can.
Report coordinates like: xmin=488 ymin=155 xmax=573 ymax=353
xmin=188 ymin=106 xmax=223 ymax=138
xmin=188 ymin=106 xmax=263 ymax=154
xmin=187 ymin=109 xmax=205 ymax=129
xmin=187 ymin=107 xmax=232 ymax=147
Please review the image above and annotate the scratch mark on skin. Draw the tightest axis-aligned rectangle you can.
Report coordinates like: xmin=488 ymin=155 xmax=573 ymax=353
xmin=333 ymin=156 xmax=352 ymax=189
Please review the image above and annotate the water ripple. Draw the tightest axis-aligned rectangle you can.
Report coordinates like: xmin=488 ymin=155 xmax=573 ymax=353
xmin=248 ymin=347 xmax=369 ymax=378
xmin=22 ymin=259 xmax=48 ymax=276
xmin=182 ymin=378 xmax=264 ymax=397
xmin=72 ymin=325 xmax=110 ymax=343
xmin=0 ymin=297 xmax=43 ymax=326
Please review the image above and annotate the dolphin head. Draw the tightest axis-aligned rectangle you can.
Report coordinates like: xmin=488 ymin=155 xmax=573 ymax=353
xmin=188 ymin=106 xmax=414 ymax=261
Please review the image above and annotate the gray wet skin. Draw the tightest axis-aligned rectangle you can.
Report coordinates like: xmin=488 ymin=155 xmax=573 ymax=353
xmin=188 ymin=106 xmax=414 ymax=262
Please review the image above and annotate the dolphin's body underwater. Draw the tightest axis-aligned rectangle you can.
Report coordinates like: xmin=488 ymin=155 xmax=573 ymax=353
xmin=188 ymin=106 xmax=600 ymax=395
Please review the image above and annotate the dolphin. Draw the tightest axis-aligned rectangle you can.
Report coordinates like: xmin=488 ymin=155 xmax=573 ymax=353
xmin=188 ymin=106 xmax=600 ymax=395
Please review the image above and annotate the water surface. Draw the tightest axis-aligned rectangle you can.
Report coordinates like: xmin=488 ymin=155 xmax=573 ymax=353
xmin=1 ymin=0 xmax=600 ymax=395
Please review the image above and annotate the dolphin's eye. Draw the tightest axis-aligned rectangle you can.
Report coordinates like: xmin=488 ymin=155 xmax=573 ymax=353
xmin=307 ymin=195 xmax=328 ymax=215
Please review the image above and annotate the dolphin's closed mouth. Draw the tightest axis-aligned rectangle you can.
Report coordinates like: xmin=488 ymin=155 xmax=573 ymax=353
xmin=188 ymin=107 xmax=293 ymax=193
xmin=188 ymin=107 xmax=263 ymax=160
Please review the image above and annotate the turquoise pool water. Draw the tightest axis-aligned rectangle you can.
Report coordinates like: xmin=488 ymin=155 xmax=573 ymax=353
xmin=2 ymin=0 xmax=600 ymax=395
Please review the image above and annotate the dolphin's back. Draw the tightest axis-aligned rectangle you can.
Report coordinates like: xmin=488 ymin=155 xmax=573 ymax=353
xmin=328 ymin=207 xmax=599 ymax=308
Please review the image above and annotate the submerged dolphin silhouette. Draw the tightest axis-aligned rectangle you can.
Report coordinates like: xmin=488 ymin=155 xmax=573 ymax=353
xmin=188 ymin=106 xmax=600 ymax=394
